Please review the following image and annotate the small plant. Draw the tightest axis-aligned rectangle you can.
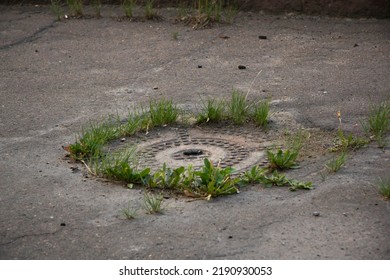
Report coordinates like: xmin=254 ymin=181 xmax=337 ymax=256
xmin=197 ymin=97 xmax=225 ymax=123
xmin=325 ymin=152 xmax=347 ymax=172
xmin=122 ymin=0 xmax=137 ymax=18
xmin=91 ymin=148 xmax=151 ymax=183
xmin=143 ymin=163 xmax=186 ymax=189
xmin=331 ymin=128 xmax=369 ymax=152
xmin=172 ymin=31 xmax=179 ymax=40
xmin=143 ymin=193 xmax=164 ymax=214
xmin=144 ymin=0 xmax=158 ymax=20
xmin=377 ymin=176 xmax=390 ymax=199
xmin=361 ymin=101 xmax=390 ymax=148
xmin=253 ymin=99 xmax=270 ymax=128
xmin=194 ymin=158 xmax=240 ymax=198
xmin=224 ymin=1 xmax=239 ymax=24
xmin=70 ymin=118 xmax=121 ymax=160
xmin=121 ymin=202 xmax=138 ymax=219
xmin=148 ymin=99 xmax=179 ymax=127
xmin=241 ymin=165 xmax=267 ymax=184
xmin=229 ymin=89 xmax=249 ymax=124
xmin=266 ymin=149 xmax=299 ymax=170
xmin=50 ymin=0 xmax=64 ymax=21
xmin=66 ymin=0 xmax=83 ymax=17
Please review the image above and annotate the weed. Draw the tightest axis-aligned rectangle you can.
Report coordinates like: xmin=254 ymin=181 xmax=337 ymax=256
xmin=194 ymin=158 xmax=240 ymax=198
xmin=121 ymin=202 xmax=138 ymax=219
xmin=50 ymin=0 xmax=63 ymax=21
xmin=361 ymin=101 xmax=390 ymax=148
xmin=92 ymin=148 xmax=150 ymax=183
xmin=287 ymin=179 xmax=313 ymax=191
xmin=253 ymin=99 xmax=270 ymax=128
xmin=122 ymin=0 xmax=137 ymax=18
xmin=66 ymin=0 xmax=83 ymax=17
xmin=69 ymin=118 xmax=120 ymax=160
xmin=266 ymin=149 xmax=299 ymax=170
xmin=229 ymin=89 xmax=249 ymax=124
xmin=144 ymin=0 xmax=158 ymax=20
xmin=224 ymin=1 xmax=239 ymax=23
xmin=120 ymin=112 xmax=145 ymax=136
xmin=197 ymin=98 xmax=225 ymax=123
xmin=332 ymin=128 xmax=369 ymax=152
xmin=377 ymin=176 xmax=390 ymax=199
xmin=143 ymin=193 xmax=164 ymax=214
xmin=172 ymin=31 xmax=179 ymax=40
xmin=325 ymin=152 xmax=347 ymax=172
xmin=148 ymin=99 xmax=179 ymax=127
xmin=241 ymin=165 xmax=267 ymax=184
xmin=143 ymin=163 xmax=186 ymax=189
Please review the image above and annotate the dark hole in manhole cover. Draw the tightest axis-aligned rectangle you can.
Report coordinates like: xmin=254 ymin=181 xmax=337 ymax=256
xmin=182 ymin=149 xmax=203 ymax=156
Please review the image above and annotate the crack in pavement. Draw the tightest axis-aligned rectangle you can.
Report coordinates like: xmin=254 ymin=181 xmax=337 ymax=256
xmin=0 ymin=228 xmax=62 ymax=246
xmin=0 ymin=20 xmax=57 ymax=50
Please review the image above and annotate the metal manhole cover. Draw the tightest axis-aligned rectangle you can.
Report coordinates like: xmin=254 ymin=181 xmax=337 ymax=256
xmin=108 ymin=123 xmax=274 ymax=173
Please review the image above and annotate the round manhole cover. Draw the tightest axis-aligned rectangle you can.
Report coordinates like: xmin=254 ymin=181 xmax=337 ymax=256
xmin=109 ymin=123 xmax=273 ymax=173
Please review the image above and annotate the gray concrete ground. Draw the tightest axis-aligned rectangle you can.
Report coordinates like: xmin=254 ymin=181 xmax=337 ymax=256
xmin=0 ymin=5 xmax=389 ymax=259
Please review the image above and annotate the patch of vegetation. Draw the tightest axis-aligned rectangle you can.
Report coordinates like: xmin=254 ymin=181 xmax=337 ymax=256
xmin=361 ymin=101 xmax=390 ymax=148
xmin=50 ymin=0 xmax=64 ymax=21
xmin=253 ymin=99 xmax=270 ymax=128
xmin=197 ymin=97 xmax=225 ymax=123
xmin=266 ymin=149 xmax=299 ymax=171
xmin=196 ymin=90 xmax=270 ymax=128
xmin=67 ymin=97 xmax=312 ymax=202
xmin=242 ymin=166 xmax=312 ymax=191
xmin=143 ymin=193 xmax=164 ymax=214
xmin=70 ymin=117 xmax=121 ymax=160
xmin=229 ymin=89 xmax=249 ymax=124
xmin=66 ymin=0 xmax=83 ymax=17
xmin=172 ymin=31 xmax=179 ymax=40
xmin=377 ymin=176 xmax=390 ymax=199
xmin=194 ymin=159 xmax=240 ymax=198
xmin=144 ymin=0 xmax=160 ymax=20
xmin=121 ymin=202 xmax=138 ymax=219
xmin=148 ymin=99 xmax=179 ymax=127
xmin=331 ymin=128 xmax=369 ymax=152
xmin=122 ymin=0 xmax=137 ymax=18
xmin=325 ymin=152 xmax=347 ymax=173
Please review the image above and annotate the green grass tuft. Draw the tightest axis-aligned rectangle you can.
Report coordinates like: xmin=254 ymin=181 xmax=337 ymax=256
xmin=378 ymin=176 xmax=390 ymax=199
xmin=325 ymin=152 xmax=347 ymax=172
xmin=361 ymin=101 xmax=390 ymax=148
xmin=143 ymin=193 xmax=164 ymax=214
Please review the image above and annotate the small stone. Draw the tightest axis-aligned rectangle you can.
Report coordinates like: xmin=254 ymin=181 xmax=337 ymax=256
xmin=353 ymin=43 xmax=359 ymax=47
xmin=238 ymin=65 xmax=247 ymax=70
xmin=120 ymin=138 xmax=126 ymax=142
xmin=60 ymin=223 xmax=66 ymax=226
xmin=259 ymin=35 xmax=267 ymax=40
xmin=313 ymin=212 xmax=320 ymax=217
xmin=198 ymin=65 xmax=202 ymax=68
xmin=153 ymin=86 xmax=158 ymax=90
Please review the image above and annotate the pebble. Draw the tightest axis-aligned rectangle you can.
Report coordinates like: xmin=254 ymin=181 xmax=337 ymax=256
xmin=238 ymin=65 xmax=247 ymax=69
xmin=313 ymin=212 xmax=320 ymax=217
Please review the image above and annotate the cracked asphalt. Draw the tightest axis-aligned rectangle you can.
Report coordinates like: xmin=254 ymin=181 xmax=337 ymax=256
xmin=0 ymin=5 xmax=389 ymax=259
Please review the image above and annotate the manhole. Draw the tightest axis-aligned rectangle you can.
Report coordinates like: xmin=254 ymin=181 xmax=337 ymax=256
xmin=109 ymin=123 xmax=274 ymax=173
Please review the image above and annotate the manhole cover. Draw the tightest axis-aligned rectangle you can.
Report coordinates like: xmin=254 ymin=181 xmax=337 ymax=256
xmin=108 ymin=123 xmax=274 ymax=173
